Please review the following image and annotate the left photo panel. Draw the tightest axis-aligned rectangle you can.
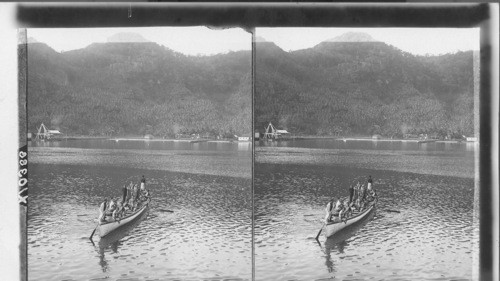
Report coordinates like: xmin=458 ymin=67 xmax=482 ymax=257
xmin=22 ymin=27 xmax=252 ymax=280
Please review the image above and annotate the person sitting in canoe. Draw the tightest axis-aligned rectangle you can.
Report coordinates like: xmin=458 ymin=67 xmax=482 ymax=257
xmin=324 ymin=198 xmax=335 ymax=223
xmin=341 ymin=198 xmax=352 ymax=221
xmin=325 ymin=197 xmax=344 ymax=223
xmin=98 ymin=198 xmax=108 ymax=222
xmin=140 ymin=187 xmax=150 ymax=203
xmin=366 ymin=185 xmax=378 ymax=202
xmin=366 ymin=189 xmax=376 ymax=202
xmin=113 ymin=199 xmax=125 ymax=220
xmin=108 ymin=199 xmax=117 ymax=216
xmin=98 ymin=198 xmax=117 ymax=222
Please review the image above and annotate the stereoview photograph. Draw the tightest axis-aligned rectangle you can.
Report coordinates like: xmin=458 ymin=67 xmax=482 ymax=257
xmin=254 ymin=27 xmax=480 ymax=281
xmin=25 ymin=27 xmax=252 ymax=280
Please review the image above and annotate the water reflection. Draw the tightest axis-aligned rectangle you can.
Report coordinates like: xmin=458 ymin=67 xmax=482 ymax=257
xmin=254 ymin=157 xmax=475 ymax=280
xmin=237 ymin=141 xmax=251 ymax=151
xmin=29 ymin=161 xmax=252 ymax=280
xmin=465 ymin=141 xmax=478 ymax=151
xmin=320 ymin=207 xmax=376 ymax=274
xmin=97 ymin=208 xmax=149 ymax=247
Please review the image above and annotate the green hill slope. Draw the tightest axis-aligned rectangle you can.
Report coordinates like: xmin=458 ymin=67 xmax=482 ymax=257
xmin=27 ymin=41 xmax=251 ymax=137
xmin=255 ymin=38 xmax=476 ymax=138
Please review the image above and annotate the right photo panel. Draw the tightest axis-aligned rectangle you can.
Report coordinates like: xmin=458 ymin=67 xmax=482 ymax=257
xmin=254 ymin=28 xmax=480 ymax=280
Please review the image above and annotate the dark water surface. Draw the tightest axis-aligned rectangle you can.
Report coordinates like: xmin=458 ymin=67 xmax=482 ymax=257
xmin=28 ymin=140 xmax=252 ymax=281
xmin=254 ymin=139 xmax=478 ymax=281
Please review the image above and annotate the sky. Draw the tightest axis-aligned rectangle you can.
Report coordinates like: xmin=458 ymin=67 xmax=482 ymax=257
xmin=256 ymin=27 xmax=480 ymax=56
xmin=27 ymin=26 xmax=252 ymax=56
xmin=28 ymin=27 xmax=479 ymax=56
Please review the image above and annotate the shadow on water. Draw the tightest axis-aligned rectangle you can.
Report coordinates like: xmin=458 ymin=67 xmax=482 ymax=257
xmin=92 ymin=208 xmax=149 ymax=273
xmin=319 ymin=207 xmax=376 ymax=274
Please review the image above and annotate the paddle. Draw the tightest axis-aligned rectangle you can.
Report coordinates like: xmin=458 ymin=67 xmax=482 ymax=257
xmin=89 ymin=222 xmax=99 ymax=240
xmin=158 ymin=209 xmax=174 ymax=213
xmin=315 ymin=223 xmax=325 ymax=241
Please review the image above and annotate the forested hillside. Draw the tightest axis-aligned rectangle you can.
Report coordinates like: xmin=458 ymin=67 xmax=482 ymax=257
xmin=27 ymin=41 xmax=251 ymax=137
xmin=255 ymin=34 xmax=477 ymax=138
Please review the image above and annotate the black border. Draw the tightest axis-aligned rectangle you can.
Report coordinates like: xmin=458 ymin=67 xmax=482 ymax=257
xmin=17 ymin=3 xmax=488 ymax=28
xmin=16 ymin=3 xmax=497 ymax=281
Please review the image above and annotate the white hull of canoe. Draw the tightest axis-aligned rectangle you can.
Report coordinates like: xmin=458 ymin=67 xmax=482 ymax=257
xmin=324 ymin=201 xmax=376 ymax=238
xmin=98 ymin=202 xmax=149 ymax=238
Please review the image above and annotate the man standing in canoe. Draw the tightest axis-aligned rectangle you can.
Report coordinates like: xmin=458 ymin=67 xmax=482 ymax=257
xmin=122 ymin=184 xmax=128 ymax=205
xmin=131 ymin=183 xmax=139 ymax=211
xmin=358 ymin=182 xmax=366 ymax=210
xmin=349 ymin=182 xmax=354 ymax=204
xmin=139 ymin=175 xmax=151 ymax=203
xmin=140 ymin=175 xmax=146 ymax=191
xmin=366 ymin=175 xmax=377 ymax=201
xmin=367 ymin=175 xmax=373 ymax=192
xmin=122 ymin=182 xmax=133 ymax=211
xmin=350 ymin=180 xmax=361 ymax=210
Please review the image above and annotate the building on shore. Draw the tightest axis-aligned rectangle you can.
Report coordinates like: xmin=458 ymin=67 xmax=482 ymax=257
xmin=35 ymin=123 xmax=63 ymax=141
xmin=237 ymin=135 xmax=251 ymax=142
xmin=465 ymin=136 xmax=478 ymax=142
xmin=263 ymin=122 xmax=289 ymax=141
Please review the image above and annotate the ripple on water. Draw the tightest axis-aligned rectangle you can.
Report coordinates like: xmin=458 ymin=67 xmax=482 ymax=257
xmin=254 ymin=162 xmax=476 ymax=281
xmin=28 ymin=163 xmax=252 ymax=281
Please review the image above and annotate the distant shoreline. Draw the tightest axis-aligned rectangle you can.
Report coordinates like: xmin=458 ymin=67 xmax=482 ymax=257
xmin=32 ymin=135 xmax=475 ymax=145
xmin=29 ymin=135 xmax=253 ymax=144
xmin=260 ymin=135 xmax=474 ymax=144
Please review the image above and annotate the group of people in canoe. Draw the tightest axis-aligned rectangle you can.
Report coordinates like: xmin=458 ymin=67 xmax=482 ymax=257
xmin=98 ymin=175 xmax=151 ymax=223
xmin=324 ymin=175 xmax=377 ymax=224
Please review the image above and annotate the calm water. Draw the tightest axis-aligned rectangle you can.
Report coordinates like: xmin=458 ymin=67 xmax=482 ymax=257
xmin=28 ymin=138 xmax=479 ymax=280
xmin=28 ymin=139 xmax=252 ymax=281
xmin=255 ymin=139 xmax=478 ymax=281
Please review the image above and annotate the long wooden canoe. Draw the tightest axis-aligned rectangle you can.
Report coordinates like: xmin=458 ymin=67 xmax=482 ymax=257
xmin=324 ymin=198 xmax=377 ymax=238
xmin=97 ymin=199 xmax=150 ymax=238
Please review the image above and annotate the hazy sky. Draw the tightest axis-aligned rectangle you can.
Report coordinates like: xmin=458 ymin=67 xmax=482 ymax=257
xmin=256 ymin=27 xmax=480 ymax=56
xmin=28 ymin=27 xmax=479 ymax=56
xmin=27 ymin=27 xmax=251 ymax=56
